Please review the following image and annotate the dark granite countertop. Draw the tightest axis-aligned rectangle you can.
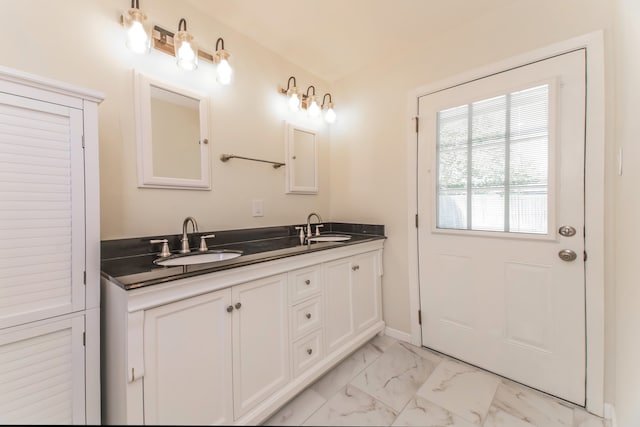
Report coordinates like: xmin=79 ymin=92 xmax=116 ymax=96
xmin=101 ymin=223 xmax=385 ymax=290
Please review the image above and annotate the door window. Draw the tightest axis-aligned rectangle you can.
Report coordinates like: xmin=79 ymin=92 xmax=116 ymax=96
xmin=436 ymin=84 xmax=551 ymax=234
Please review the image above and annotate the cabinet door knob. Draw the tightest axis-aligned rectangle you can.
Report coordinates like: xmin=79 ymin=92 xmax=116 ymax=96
xmin=305 ymin=313 xmax=311 ymax=319
xmin=307 ymin=348 xmax=313 ymax=355
xmin=226 ymin=305 xmax=234 ymax=313
xmin=352 ymin=265 xmax=360 ymax=271
xmin=235 ymin=302 xmax=242 ymax=309
xmin=305 ymin=279 xmax=311 ymax=285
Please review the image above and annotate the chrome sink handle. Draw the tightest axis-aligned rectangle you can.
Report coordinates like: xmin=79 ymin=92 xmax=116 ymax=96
xmin=150 ymin=239 xmax=171 ymax=257
xmin=199 ymin=234 xmax=216 ymax=252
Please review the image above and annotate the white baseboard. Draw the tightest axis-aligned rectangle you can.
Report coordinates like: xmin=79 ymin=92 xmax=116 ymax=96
xmin=384 ymin=327 xmax=412 ymax=343
xmin=604 ymin=403 xmax=617 ymax=427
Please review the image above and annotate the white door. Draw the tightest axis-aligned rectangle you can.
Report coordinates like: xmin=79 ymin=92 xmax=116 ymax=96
xmin=232 ymin=274 xmax=290 ymax=419
xmin=0 ymin=315 xmax=86 ymax=424
xmin=143 ymin=289 xmax=233 ymax=425
xmin=417 ymin=50 xmax=586 ymax=404
xmin=0 ymin=92 xmax=85 ymax=330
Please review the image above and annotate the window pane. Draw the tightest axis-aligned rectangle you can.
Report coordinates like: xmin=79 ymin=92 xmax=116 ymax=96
xmin=509 ymin=85 xmax=548 ymax=234
xmin=437 ymin=105 xmax=468 ymax=229
xmin=435 ymin=84 xmax=550 ymax=235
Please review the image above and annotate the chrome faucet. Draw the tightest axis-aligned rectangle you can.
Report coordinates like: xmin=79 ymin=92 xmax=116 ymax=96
xmin=306 ymin=212 xmax=323 ymax=238
xmin=180 ymin=216 xmax=199 ymax=253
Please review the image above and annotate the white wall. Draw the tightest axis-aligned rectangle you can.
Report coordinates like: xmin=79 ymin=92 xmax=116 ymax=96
xmin=329 ymin=0 xmax=616 ymax=405
xmin=613 ymin=0 xmax=640 ymax=425
xmin=0 ymin=0 xmax=332 ymax=239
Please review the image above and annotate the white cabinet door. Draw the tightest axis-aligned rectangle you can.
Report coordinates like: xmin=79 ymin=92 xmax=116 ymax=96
xmin=0 ymin=92 xmax=86 ymax=330
xmin=323 ymin=258 xmax=355 ymax=354
xmin=232 ymin=274 xmax=289 ymax=419
xmin=352 ymin=251 xmax=381 ymax=333
xmin=0 ymin=315 xmax=86 ymax=425
xmin=143 ymin=289 xmax=233 ymax=425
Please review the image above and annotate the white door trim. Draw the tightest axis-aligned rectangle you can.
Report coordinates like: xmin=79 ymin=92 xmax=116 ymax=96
xmin=406 ymin=31 xmax=605 ymax=416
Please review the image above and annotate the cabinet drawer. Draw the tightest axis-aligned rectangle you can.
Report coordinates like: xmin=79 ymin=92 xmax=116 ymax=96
xmin=291 ymin=296 xmax=322 ymax=340
xmin=292 ymin=330 xmax=323 ymax=377
xmin=289 ymin=266 xmax=322 ymax=303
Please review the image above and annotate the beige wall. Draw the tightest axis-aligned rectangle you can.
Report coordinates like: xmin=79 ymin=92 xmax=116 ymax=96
xmin=0 ymin=0 xmax=332 ymax=239
xmin=613 ymin=0 xmax=640 ymax=425
xmin=329 ymin=0 xmax=618 ymax=410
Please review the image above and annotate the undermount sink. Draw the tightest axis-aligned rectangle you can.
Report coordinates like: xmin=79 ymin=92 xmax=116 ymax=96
xmin=307 ymin=234 xmax=352 ymax=243
xmin=154 ymin=250 xmax=243 ymax=266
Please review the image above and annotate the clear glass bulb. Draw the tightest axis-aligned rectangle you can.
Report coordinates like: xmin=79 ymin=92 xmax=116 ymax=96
xmin=216 ymin=58 xmax=232 ymax=85
xmin=308 ymin=100 xmax=321 ymax=117
xmin=288 ymin=93 xmax=300 ymax=112
xmin=177 ymin=41 xmax=197 ymax=70
xmin=324 ymin=107 xmax=336 ymax=123
xmin=124 ymin=9 xmax=150 ymax=54
xmin=126 ymin=21 xmax=150 ymax=54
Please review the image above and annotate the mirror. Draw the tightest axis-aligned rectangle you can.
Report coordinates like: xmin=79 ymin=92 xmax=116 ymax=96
xmin=134 ymin=71 xmax=210 ymax=189
xmin=285 ymin=122 xmax=318 ymax=194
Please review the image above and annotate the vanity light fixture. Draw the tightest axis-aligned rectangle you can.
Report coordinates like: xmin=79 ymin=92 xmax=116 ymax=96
xmin=214 ymin=38 xmax=232 ymax=85
xmin=279 ymin=76 xmax=301 ymax=112
xmin=302 ymin=86 xmax=321 ymax=117
xmin=174 ymin=18 xmax=198 ymax=70
xmin=122 ymin=0 xmax=151 ymax=54
xmin=321 ymin=93 xmax=336 ymax=123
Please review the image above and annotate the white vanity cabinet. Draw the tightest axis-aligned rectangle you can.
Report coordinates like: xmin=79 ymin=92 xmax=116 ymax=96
xmin=324 ymin=250 xmax=382 ymax=354
xmin=102 ymin=240 xmax=384 ymax=425
xmin=0 ymin=66 xmax=103 ymax=425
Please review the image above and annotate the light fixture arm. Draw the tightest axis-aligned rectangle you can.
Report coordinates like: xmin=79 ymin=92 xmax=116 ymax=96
xmin=178 ymin=18 xmax=187 ymax=32
xmin=216 ymin=37 xmax=225 ymax=51
xmin=305 ymin=85 xmax=316 ymax=98
xmin=285 ymin=76 xmax=296 ymax=91
xmin=131 ymin=0 xmax=140 ymax=8
xmin=321 ymin=93 xmax=332 ymax=107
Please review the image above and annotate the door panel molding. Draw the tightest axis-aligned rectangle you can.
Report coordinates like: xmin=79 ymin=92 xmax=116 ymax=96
xmin=406 ymin=31 xmax=605 ymax=416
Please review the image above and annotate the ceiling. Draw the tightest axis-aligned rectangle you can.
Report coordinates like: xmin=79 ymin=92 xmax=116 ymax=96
xmin=184 ymin=0 xmax=516 ymax=82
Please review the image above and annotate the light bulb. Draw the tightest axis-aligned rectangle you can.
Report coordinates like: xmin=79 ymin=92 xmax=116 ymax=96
xmin=308 ymin=99 xmax=321 ymax=117
xmin=288 ymin=93 xmax=300 ymax=111
xmin=216 ymin=58 xmax=232 ymax=85
xmin=124 ymin=9 xmax=150 ymax=54
xmin=324 ymin=106 xmax=336 ymax=123
xmin=176 ymin=40 xmax=197 ymax=70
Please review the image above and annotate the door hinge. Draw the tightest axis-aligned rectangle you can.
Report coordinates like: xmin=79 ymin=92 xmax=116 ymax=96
xmin=415 ymin=214 xmax=419 ymax=228
xmin=418 ymin=310 xmax=422 ymax=325
xmin=83 ymin=271 xmax=86 ymax=285
xmin=83 ymin=332 xmax=86 ymax=346
xmin=414 ymin=116 xmax=419 ymax=133
xmin=81 ymin=134 xmax=85 ymax=148
xmin=584 ymin=251 xmax=588 ymax=262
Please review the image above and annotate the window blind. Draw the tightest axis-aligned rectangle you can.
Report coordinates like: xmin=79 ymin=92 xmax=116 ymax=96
xmin=436 ymin=84 xmax=549 ymax=234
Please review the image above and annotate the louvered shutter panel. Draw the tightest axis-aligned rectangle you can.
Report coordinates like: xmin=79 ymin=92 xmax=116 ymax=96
xmin=0 ymin=92 xmax=85 ymax=329
xmin=0 ymin=316 xmax=86 ymax=424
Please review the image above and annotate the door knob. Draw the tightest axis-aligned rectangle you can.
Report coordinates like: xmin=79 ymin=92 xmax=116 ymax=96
xmin=558 ymin=225 xmax=576 ymax=237
xmin=235 ymin=302 xmax=242 ymax=309
xmin=558 ymin=249 xmax=577 ymax=262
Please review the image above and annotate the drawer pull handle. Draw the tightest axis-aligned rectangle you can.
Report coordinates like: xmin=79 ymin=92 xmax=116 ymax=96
xmin=305 ymin=313 xmax=311 ymax=319
xmin=235 ymin=302 xmax=242 ymax=310
xmin=307 ymin=348 xmax=313 ymax=355
xmin=226 ymin=305 xmax=234 ymax=313
xmin=305 ymin=279 xmax=311 ymax=285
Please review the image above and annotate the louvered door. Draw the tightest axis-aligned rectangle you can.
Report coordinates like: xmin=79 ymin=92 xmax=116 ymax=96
xmin=0 ymin=92 xmax=85 ymax=330
xmin=0 ymin=315 xmax=86 ymax=424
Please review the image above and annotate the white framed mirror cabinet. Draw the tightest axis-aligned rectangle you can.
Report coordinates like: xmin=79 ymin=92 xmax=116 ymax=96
xmin=285 ymin=122 xmax=318 ymax=194
xmin=134 ymin=71 xmax=211 ymax=190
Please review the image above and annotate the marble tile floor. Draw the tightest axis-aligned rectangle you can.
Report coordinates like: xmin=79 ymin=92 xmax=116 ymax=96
xmin=264 ymin=335 xmax=610 ymax=427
